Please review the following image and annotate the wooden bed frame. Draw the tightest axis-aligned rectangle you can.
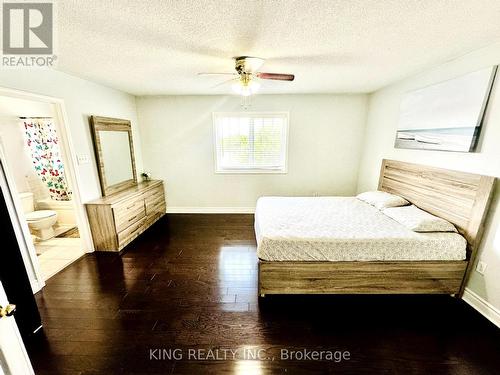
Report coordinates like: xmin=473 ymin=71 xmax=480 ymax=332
xmin=258 ymin=159 xmax=495 ymax=297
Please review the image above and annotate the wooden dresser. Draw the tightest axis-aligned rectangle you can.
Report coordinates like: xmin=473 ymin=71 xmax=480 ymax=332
xmin=85 ymin=180 xmax=166 ymax=252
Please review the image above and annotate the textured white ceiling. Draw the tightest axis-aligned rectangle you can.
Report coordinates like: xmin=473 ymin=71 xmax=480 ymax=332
xmin=55 ymin=0 xmax=500 ymax=95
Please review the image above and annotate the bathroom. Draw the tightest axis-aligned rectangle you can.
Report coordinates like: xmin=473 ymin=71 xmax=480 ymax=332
xmin=0 ymin=95 xmax=84 ymax=281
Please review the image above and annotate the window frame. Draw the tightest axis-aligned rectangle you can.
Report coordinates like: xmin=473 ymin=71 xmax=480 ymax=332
xmin=212 ymin=111 xmax=289 ymax=174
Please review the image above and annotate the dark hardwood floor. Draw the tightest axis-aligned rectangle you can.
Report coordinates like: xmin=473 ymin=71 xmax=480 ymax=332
xmin=26 ymin=214 xmax=500 ymax=374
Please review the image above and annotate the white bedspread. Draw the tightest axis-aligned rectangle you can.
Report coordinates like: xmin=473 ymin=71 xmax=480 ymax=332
xmin=255 ymin=197 xmax=467 ymax=261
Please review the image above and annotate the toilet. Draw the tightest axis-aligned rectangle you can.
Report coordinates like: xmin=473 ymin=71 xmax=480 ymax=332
xmin=19 ymin=192 xmax=58 ymax=241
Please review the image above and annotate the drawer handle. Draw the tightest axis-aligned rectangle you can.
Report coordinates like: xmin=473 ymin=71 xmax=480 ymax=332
xmin=126 ymin=203 xmax=136 ymax=209
xmin=128 ymin=215 xmax=137 ymax=222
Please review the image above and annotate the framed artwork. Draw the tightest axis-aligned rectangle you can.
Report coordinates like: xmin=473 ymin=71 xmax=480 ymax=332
xmin=395 ymin=66 xmax=497 ymax=152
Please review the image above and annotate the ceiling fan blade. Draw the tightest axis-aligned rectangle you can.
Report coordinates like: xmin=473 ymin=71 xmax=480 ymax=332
xmin=256 ymin=72 xmax=295 ymax=81
xmin=211 ymin=77 xmax=238 ymax=89
xmin=198 ymin=72 xmax=237 ymax=76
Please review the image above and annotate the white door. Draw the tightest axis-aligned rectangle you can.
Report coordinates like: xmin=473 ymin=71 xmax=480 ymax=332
xmin=0 ymin=281 xmax=35 ymax=375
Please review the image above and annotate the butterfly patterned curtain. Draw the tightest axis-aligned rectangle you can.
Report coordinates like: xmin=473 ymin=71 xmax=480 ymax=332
xmin=22 ymin=118 xmax=72 ymax=201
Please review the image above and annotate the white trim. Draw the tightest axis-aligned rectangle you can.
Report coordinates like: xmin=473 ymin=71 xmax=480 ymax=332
xmin=166 ymin=206 xmax=255 ymax=214
xmin=462 ymin=287 xmax=500 ymax=328
xmin=0 ymin=141 xmax=45 ymax=293
xmin=51 ymin=97 xmax=94 ymax=253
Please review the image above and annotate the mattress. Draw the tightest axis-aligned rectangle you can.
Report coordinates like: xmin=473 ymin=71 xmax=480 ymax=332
xmin=255 ymin=197 xmax=467 ymax=262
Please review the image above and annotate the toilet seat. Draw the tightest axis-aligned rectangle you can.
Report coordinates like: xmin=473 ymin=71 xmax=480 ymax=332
xmin=25 ymin=210 xmax=57 ymax=221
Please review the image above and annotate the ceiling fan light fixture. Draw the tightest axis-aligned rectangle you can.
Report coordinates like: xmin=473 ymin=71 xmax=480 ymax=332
xmin=197 ymin=56 xmax=293 ymax=105
xmin=232 ymin=79 xmax=260 ymax=97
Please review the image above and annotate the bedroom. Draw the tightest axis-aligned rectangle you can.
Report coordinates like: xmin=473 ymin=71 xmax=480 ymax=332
xmin=0 ymin=1 xmax=499 ymax=374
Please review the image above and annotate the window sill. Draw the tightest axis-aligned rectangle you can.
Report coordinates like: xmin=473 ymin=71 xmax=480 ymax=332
xmin=215 ymin=168 xmax=288 ymax=175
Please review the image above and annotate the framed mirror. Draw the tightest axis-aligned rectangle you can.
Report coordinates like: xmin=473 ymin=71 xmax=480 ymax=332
xmin=90 ymin=116 xmax=137 ymax=196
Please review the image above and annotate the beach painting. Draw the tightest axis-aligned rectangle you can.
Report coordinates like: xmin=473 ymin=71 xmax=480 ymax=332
xmin=395 ymin=66 xmax=497 ymax=152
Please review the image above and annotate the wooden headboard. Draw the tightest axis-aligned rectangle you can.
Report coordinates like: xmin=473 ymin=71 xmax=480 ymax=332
xmin=378 ymin=159 xmax=495 ymax=257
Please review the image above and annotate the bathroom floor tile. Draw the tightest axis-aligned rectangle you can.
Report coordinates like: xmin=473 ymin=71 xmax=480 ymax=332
xmin=35 ymin=237 xmax=85 ymax=281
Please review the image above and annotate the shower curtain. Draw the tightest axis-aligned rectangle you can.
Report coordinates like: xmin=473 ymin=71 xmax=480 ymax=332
xmin=22 ymin=118 xmax=72 ymax=201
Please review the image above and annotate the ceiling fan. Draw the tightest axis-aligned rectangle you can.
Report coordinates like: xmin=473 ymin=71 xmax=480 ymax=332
xmin=198 ymin=56 xmax=295 ymax=97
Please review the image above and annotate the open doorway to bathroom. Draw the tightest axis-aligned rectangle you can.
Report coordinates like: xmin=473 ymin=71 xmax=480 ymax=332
xmin=0 ymin=95 xmax=85 ymax=282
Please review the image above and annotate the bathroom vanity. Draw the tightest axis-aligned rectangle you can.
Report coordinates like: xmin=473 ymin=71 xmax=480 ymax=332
xmin=85 ymin=180 xmax=165 ymax=251
xmin=85 ymin=116 xmax=166 ymax=252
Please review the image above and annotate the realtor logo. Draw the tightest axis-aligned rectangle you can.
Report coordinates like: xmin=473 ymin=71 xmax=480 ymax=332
xmin=3 ymin=2 xmax=53 ymax=55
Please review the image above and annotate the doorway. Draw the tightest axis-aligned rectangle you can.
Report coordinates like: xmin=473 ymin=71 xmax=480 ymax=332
xmin=0 ymin=89 xmax=92 ymax=289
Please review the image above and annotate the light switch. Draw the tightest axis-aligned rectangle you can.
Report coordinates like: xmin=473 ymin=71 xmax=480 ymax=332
xmin=476 ymin=260 xmax=487 ymax=275
xmin=77 ymin=154 xmax=90 ymax=165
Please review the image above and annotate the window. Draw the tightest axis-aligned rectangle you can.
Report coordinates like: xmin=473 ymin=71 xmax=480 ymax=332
xmin=213 ymin=112 xmax=289 ymax=173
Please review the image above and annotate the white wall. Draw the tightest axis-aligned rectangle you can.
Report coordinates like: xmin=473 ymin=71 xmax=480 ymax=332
xmin=0 ymin=70 xmax=142 ymax=202
xmin=357 ymin=42 xmax=500 ymax=316
xmin=0 ymin=116 xmax=33 ymax=192
xmin=137 ymin=94 xmax=368 ymax=211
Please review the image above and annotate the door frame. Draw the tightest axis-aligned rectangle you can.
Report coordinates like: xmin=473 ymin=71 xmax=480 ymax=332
xmin=0 ymin=148 xmax=45 ymax=293
xmin=0 ymin=87 xmax=94 ymax=292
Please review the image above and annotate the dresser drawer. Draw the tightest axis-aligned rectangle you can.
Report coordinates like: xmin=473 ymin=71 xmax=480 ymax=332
xmin=113 ymin=198 xmax=146 ymax=232
xmin=118 ymin=216 xmax=146 ymax=249
xmin=145 ymin=211 xmax=164 ymax=228
xmin=145 ymin=192 xmax=165 ymax=215
xmin=144 ymin=186 xmax=165 ymax=215
xmin=150 ymin=200 xmax=166 ymax=217
xmin=144 ymin=185 xmax=164 ymax=201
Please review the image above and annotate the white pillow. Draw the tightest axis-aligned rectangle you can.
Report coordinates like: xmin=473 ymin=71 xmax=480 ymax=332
xmin=383 ymin=205 xmax=457 ymax=233
xmin=356 ymin=191 xmax=409 ymax=210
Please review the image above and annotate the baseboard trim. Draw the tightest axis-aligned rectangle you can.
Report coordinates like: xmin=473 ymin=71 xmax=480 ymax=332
xmin=166 ymin=207 xmax=255 ymax=214
xmin=462 ymin=287 xmax=500 ymax=328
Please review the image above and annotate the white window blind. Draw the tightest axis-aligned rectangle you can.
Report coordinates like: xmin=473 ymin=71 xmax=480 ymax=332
xmin=213 ymin=112 xmax=289 ymax=173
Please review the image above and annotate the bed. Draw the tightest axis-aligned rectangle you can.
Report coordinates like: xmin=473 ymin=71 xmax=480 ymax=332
xmin=257 ymin=159 xmax=495 ymax=297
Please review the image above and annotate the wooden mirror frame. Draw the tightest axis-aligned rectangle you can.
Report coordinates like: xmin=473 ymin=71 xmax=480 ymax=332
xmin=89 ymin=116 xmax=137 ymax=196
